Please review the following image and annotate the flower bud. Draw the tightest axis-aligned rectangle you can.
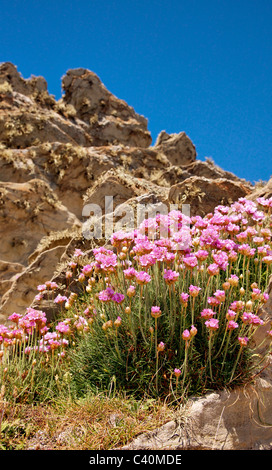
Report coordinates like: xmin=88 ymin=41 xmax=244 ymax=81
xmin=222 ymin=281 xmax=230 ymax=291
xmin=157 ymin=341 xmax=165 ymax=352
xmin=245 ymin=300 xmax=253 ymax=311
xmin=174 ymin=368 xmax=181 ymax=378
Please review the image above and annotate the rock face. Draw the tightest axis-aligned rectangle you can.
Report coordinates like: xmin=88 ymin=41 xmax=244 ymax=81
xmin=248 ymin=177 xmax=272 ymax=201
xmin=168 ymin=175 xmax=252 ymax=216
xmin=0 ymin=62 xmax=253 ymax=319
xmin=61 ymin=68 xmax=152 ymax=148
xmin=153 ymin=130 xmax=196 ymax=166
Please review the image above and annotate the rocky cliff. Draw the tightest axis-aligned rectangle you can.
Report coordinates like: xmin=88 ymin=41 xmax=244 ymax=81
xmin=0 ymin=62 xmax=254 ymax=320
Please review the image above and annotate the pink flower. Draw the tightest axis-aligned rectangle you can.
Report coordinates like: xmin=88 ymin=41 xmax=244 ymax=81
xmin=214 ymin=290 xmax=226 ymax=303
xmin=230 ymin=300 xmax=244 ymax=312
xmin=182 ymin=329 xmax=191 ymax=341
xmin=238 ymin=336 xmax=249 ymax=347
xmin=8 ymin=312 xmax=22 ymax=324
xmin=151 ymin=306 xmax=162 ymax=318
xmin=189 ymin=285 xmax=201 ymax=297
xmin=226 ymin=309 xmax=237 ymax=320
xmin=183 ymin=256 xmax=198 ymax=270
xmin=94 ymin=251 xmax=118 ymax=271
xmin=54 ymin=294 xmax=68 ymax=304
xmin=212 ymin=251 xmax=229 ymax=270
xmin=112 ymin=293 xmax=125 ymax=304
xmin=164 ymin=269 xmax=179 ymax=284
xmin=47 ymin=281 xmax=59 ymax=290
xmin=74 ymin=316 xmax=88 ymax=331
xmin=69 ymin=261 xmax=77 ymax=269
xmin=195 ymin=250 xmax=209 ymax=261
xmin=56 ymin=322 xmax=71 ymax=335
xmin=205 ymin=318 xmax=219 ymax=331
xmin=241 ymin=312 xmax=264 ymax=326
xmin=241 ymin=312 xmax=252 ymax=324
xmin=180 ymin=292 xmax=189 ymax=304
xmin=190 ymin=325 xmax=197 ymax=337
xmin=114 ymin=316 xmax=122 ymax=328
xmin=37 ymin=284 xmax=47 ymax=292
xmin=127 ymin=285 xmax=136 ymax=297
xmin=138 ymin=254 xmax=156 ymax=267
xmin=227 ymin=320 xmax=239 ymax=330
xmin=74 ymin=248 xmax=85 ymax=257
xmin=207 ymin=263 xmax=220 ymax=276
xmin=82 ymin=264 xmax=93 ymax=275
xmin=98 ymin=288 xmax=114 ymax=302
xmin=174 ymin=368 xmax=181 ymax=378
xmin=238 ymin=243 xmax=256 ymax=257
xmin=123 ymin=267 xmax=137 ymax=279
xmin=207 ymin=296 xmax=220 ymax=307
xmin=135 ymin=271 xmax=151 ymax=285
xmin=201 ymin=308 xmax=216 ymax=320
xmin=34 ymin=293 xmax=44 ymax=302
xmin=157 ymin=341 xmax=165 ymax=352
xmin=250 ymin=314 xmax=264 ymax=326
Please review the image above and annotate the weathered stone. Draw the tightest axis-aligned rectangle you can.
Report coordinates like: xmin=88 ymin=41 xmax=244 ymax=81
xmin=61 ymin=68 xmax=152 ymax=148
xmin=168 ymin=176 xmax=252 ymax=216
xmin=153 ymin=130 xmax=196 ymax=166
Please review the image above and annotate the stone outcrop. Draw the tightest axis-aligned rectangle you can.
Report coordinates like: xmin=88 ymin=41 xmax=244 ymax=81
xmin=153 ymin=130 xmax=196 ymax=166
xmin=61 ymin=68 xmax=152 ymax=148
xmin=248 ymin=177 xmax=272 ymax=201
xmin=168 ymin=175 xmax=252 ymax=216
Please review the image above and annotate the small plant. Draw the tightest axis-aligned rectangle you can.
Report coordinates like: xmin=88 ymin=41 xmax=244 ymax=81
xmin=1 ymin=196 xmax=272 ymax=405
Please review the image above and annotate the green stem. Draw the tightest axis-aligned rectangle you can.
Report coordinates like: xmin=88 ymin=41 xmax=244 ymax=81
xmin=229 ymin=347 xmax=243 ymax=382
xmin=182 ymin=343 xmax=189 ymax=389
xmin=208 ymin=332 xmax=213 ymax=381
xmin=220 ymin=331 xmax=231 ymax=371
xmin=155 ymin=349 xmax=159 ymax=394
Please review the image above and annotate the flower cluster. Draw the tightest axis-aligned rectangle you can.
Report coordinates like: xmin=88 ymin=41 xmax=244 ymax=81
xmin=1 ymin=196 xmax=272 ymax=399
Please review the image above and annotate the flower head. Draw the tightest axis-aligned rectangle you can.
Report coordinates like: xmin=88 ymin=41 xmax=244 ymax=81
xmin=127 ymin=285 xmax=136 ymax=297
xmin=157 ymin=341 xmax=165 ymax=352
xmin=174 ymin=368 xmax=181 ymax=378
xmin=201 ymin=308 xmax=216 ymax=320
xmin=112 ymin=293 xmax=125 ymax=304
xmin=182 ymin=329 xmax=191 ymax=341
xmin=238 ymin=336 xmax=249 ymax=347
xmin=207 ymin=263 xmax=220 ymax=276
xmin=189 ymin=285 xmax=201 ymax=297
xmin=180 ymin=292 xmax=189 ymax=304
xmin=227 ymin=320 xmax=239 ymax=330
xmin=205 ymin=318 xmax=219 ymax=331
xmin=163 ymin=269 xmax=179 ymax=285
xmin=151 ymin=306 xmax=162 ymax=319
xmin=135 ymin=271 xmax=151 ymax=285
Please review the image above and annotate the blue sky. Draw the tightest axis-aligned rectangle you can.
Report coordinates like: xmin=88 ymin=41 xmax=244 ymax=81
xmin=1 ymin=0 xmax=272 ymax=184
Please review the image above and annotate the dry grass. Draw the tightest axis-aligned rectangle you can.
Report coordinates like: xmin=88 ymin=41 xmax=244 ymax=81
xmin=0 ymin=394 xmax=175 ymax=450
